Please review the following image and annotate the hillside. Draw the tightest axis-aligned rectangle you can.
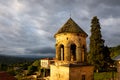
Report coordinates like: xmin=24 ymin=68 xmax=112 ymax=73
xmin=0 ymin=54 xmax=42 ymax=64
xmin=109 ymin=45 xmax=120 ymax=58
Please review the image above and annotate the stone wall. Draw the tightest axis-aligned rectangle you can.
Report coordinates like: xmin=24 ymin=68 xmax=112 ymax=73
xmin=50 ymin=64 xmax=94 ymax=80
xmin=55 ymin=33 xmax=87 ymax=62
xmin=69 ymin=66 xmax=94 ymax=80
xmin=50 ymin=64 xmax=69 ymax=80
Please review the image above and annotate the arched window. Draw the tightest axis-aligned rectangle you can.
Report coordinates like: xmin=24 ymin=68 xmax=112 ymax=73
xmin=60 ymin=45 xmax=64 ymax=60
xmin=70 ymin=44 xmax=76 ymax=61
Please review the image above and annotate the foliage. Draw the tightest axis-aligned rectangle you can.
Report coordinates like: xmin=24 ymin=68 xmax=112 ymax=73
xmin=102 ymin=46 xmax=114 ymax=71
xmin=109 ymin=45 xmax=120 ymax=58
xmin=0 ymin=58 xmax=42 ymax=79
xmin=32 ymin=60 xmax=40 ymax=67
xmin=32 ymin=60 xmax=41 ymax=73
xmin=20 ymin=62 xmax=32 ymax=70
xmin=88 ymin=16 xmax=105 ymax=71
xmin=0 ymin=63 xmax=8 ymax=71
xmin=88 ymin=16 xmax=113 ymax=71
xmin=27 ymin=65 xmax=38 ymax=75
xmin=7 ymin=69 xmax=17 ymax=76
xmin=94 ymin=72 xmax=117 ymax=80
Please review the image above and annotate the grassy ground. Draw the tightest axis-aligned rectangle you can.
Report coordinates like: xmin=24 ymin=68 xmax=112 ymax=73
xmin=94 ymin=72 xmax=117 ymax=80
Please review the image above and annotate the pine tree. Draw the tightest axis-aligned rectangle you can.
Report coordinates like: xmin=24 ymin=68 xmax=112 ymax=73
xmin=88 ymin=16 xmax=105 ymax=71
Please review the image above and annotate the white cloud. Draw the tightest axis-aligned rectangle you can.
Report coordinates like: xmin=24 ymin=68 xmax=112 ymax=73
xmin=12 ymin=0 xmax=25 ymax=14
xmin=101 ymin=17 xmax=120 ymax=26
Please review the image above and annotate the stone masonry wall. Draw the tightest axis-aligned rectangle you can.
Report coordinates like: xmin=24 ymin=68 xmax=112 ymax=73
xmin=69 ymin=66 xmax=94 ymax=80
xmin=50 ymin=64 xmax=94 ymax=80
xmin=50 ymin=64 xmax=69 ymax=80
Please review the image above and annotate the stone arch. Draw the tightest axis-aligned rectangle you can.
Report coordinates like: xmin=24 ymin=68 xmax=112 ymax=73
xmin=56 ymin=43 xmax=65 ymax=61
xmin=66 ymin=40 xmax=82 ymax=62
xmin=66 ymin=41 xmax=76 ymax=47
xmin=66 ymin=40 xmax=81 ymax=48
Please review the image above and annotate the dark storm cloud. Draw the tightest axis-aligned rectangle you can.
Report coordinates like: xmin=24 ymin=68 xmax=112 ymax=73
xmin=25 ymin=47 xmax=55 ymax=54
xmin=0 ymin=0 xmax=119 ymax=56
xmin=77 ymin=0 xmax=120 ymax=19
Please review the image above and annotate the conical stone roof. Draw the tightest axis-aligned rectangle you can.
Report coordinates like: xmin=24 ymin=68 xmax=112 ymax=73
xmin=54 ymin=18 xmax=87 ymax=37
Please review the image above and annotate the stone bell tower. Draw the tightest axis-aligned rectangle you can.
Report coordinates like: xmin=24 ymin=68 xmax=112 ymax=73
xmin=50 ymin=18 xmax=94 ymax=80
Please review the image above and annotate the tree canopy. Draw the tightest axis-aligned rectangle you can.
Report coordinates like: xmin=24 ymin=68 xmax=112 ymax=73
xmin=88 ymin=16 xmax=113 ymax=71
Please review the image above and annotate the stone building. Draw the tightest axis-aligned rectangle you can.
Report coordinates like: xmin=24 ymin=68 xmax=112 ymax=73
xmin=50 ymin=18 xmax=94 ymax=80
xmin=41 ymin=58 xmax=54 ymax=69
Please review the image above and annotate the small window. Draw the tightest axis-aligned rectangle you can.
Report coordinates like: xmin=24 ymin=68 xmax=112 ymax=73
xmin=82 ymin=75 xmax=85 ymax=80
xmin=67 ymin=37 xmax=68 ymax=40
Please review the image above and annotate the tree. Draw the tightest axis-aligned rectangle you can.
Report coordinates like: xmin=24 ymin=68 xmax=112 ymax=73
xmin=27 ymin=65 xmax=38 ymax=75
xmin=32 ymin=60 xmax=40 ymax=67
xmin=103 ymin=46 xmax=114 ymax=71
xmin=88 ymin=16 xmax=105 ymax=71
xmin=0 ymin=63 xmax=8 ymax=71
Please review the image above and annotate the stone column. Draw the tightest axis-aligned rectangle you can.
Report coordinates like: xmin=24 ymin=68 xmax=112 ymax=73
xmin=82 ymin=49 xmax=86 ymax=62
xmin=84 ymin=48 xmax=87 ymax=62
xmin=56 ymin=46 xmax=61 ymax=60
xmin=76 ymin=47 xmax=81 ymax=62
xmin=61 ymin=48 xmax=64 ymax=60
xmin=82 ymin=52 xmax=84 ymax=62
xmin=64 ymin=46 xmax=70 ymax=61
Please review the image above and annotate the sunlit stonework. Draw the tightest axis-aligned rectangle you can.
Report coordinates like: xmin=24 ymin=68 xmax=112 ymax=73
xmin=50 ymin=18 xmax=94 ymax=80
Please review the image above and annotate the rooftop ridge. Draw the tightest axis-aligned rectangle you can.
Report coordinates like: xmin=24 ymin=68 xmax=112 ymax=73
xmin=54 ymin=18 xmax=87 ymax=37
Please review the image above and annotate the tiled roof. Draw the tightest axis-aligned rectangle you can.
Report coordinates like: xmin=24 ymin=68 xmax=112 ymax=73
xmin=54 ymin=18 xmax=87 ymax=37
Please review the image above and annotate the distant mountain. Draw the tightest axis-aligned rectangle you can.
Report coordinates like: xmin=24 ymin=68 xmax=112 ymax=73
xmin=0 ymin=54 xmax=44 ymax=64
xmin=109 ymin=45 xmax=120 ymax=58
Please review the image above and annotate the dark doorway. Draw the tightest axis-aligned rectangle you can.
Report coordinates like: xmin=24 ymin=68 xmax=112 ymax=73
xmin=70 ymin=44 xmax=76 ymax=61
xmin=82 ymin=75 xmax=86 ymax=80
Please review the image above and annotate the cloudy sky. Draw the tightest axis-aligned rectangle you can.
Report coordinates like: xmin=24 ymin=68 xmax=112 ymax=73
xmin=0 ymin=0 xmax=119 ymax=57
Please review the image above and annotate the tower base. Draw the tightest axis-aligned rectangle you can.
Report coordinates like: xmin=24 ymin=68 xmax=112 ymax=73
xmin=50 ymin=63 xmax=94 ymax=80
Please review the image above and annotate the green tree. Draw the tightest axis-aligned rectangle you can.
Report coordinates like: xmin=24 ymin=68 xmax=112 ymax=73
xmin=88 ymin=16 xmax=105 ymax=72
xmin=103 ymin=46 xmax=114 ymax=71
xmin=32 ymin=60 xmax=40 ymax=67
xmin=32 ymin=60 xmax=41 ymax=73
xmin=27 ymin=65 xmax=37 ymax=75
xmin=0 ymin=63 xmax=8 ymax=71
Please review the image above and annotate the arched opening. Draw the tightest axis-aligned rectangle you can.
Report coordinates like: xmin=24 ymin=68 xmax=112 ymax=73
xmin=60 ymin=45 xmax=64 ymax=60
xmin=70 ymin=44 xmax=76 ymax=61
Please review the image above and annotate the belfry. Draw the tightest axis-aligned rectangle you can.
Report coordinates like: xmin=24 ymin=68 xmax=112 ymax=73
xmin=50 ymin=18 xmax=94 ymax=80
